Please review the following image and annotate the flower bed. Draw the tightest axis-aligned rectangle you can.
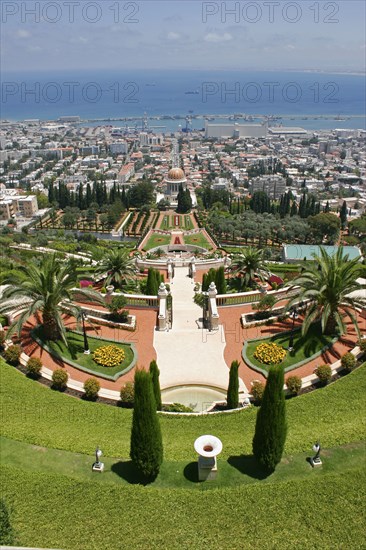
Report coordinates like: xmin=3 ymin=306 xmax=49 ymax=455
xmin=93 ymin=345 xmax=125 ymax=367
xmin=254 ymin=342 xmax=286 ymax=365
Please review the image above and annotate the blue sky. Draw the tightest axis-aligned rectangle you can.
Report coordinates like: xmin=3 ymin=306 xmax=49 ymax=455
xmin=1 ymin=0 xmax=365 ymax=73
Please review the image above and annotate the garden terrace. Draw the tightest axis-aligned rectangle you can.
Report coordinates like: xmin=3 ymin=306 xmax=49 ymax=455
xmin=32 ymin=328 xmax=136 ymax=381
xmin=0 ymin=360 xmax=365 ymax=549
xmin=243 ymin=322 xmax=337 ymax=376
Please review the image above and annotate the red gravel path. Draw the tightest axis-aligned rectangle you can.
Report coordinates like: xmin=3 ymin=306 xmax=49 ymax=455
xmin=219 ymin=303 xmax=365 ymax=390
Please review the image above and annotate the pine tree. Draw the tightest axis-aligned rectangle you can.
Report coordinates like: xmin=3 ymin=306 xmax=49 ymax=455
xmin=252 ymin=366 xmax=287 ymax=472
xmin=227 ymin=360 xmax=239 ymax=409
xmin=130 ymin=369 xmax=163 ymax=480
xmin=149 ymin=359 xmax=162 ymax=411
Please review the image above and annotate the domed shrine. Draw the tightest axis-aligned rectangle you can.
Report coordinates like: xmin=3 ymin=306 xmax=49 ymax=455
xmin=165 ymin=167 xmax=187 ymax=198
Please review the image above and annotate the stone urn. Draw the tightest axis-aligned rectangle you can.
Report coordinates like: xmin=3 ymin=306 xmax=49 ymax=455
xmin=194 ymin=435 xmax=223 ymax=481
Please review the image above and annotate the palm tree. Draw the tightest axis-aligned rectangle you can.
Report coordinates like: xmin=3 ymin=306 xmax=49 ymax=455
xmin=95 ymin=248 xmax=135 ymax=289
xmin=0 ymin=255 xmax=103 ymax=342
xmin=288 ymin=246 xmax=366 ymax=336
xmin=231 ymin=247 xmax=269 ymax=289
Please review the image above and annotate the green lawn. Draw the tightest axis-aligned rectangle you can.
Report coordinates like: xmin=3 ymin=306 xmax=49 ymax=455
xmin=184 ymin=231 xmax=212 ymax=250
xmin=1 ymin=359 xmax=365 ymax=459
xmin=143 ymin=232 xmax=171 ymax=250
xmin=0 ymin=360 xmax=365 ymax=549
xmin=184 ymin=215 xmax=194 ymax=230
xmin=1 ymin=435 xmax=364 ymax=490
xmin=34 ymin=328 xmax=135 ymax=378
xmin=1 ymin=456 xmax=364 ymax=549
xmin=244 ymin=322 xmax=336 ymax=373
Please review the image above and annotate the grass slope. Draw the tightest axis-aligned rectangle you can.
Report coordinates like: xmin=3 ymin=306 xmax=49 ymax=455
xmin=1 ymin=464 xmax=364 ymax=549
xmin=0 ymin=359 xmax=365 ymax=460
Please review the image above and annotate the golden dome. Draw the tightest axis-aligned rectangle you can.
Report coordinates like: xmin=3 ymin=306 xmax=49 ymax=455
xmin=167 ymin=167 xmax=185 ymax=181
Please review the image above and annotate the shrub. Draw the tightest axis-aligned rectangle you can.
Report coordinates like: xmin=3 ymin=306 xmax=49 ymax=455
xmin=252 ymin=294 xmax=276 ymax=313
xmin=84 ymin=377 xmax=100 ymax=400
xmin=252 ymin=366 xmax=287 ymax=473
xmin=162 ymin=403 xmax=193 ymax=413
xmin=120 ymin=381 xmax=134 ymax=405
xmin=315 ymin=364 xmax=332 ymax=386
xmin=0 ymin=331 xmax=6 ymax=350
xmin=3 ymin=345 xmax=21 ymax=366
xmin=52 ymin=368 xmax=68 ymax=391
xmin=26 ymin=357 xmax=42 ymax=378
xmin=251 ymin=380 xmax=265 ymax=404
xmin=341 ymin=352 xmax=356 ymax=373
xmin=0 ymin=499 xmax=14 ymax=545
xmin=359 ymin=338 xmax=366 ymax=353
xmin=286 ymin=375 xmax=302 ymax=395
xmin=227 ymin=359 xmax=239 ymax=409
xmin=130 ymin=369 xmax=163 ymax=481
xmin=93 ymin=345 xmax=125 ymax=367
xmin=108 ymin=294 xmax=127 ymax=314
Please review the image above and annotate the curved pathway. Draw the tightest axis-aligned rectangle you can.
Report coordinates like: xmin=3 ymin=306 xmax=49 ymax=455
xmin=153 ymin=267 xmax=248 ymax=394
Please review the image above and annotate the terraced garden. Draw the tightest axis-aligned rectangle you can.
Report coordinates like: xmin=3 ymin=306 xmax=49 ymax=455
xmin=0 ymin=359 xmax=365 ymax=549
xmin=143 ymin=232 xmax=171 ymax=251
xmin=244 ymin=322 xmax=336 ymax=374
xmin=32 ymin=328 xmax=135 ymax=379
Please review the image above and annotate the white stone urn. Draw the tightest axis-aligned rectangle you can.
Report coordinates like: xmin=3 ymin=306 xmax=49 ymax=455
xmin=194 ymin=435 xmax=223 ymax=481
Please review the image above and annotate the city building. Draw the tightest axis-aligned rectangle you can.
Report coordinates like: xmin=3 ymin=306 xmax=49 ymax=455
xmin=250 ymin=175 xmax=287 ymax=199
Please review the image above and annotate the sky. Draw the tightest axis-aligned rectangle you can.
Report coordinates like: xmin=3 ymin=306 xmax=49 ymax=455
xmin=1 ymin=0 xmax=365 ymax=73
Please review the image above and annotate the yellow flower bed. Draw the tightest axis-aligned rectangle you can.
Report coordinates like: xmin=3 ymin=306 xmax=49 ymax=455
xmin=254 ymin=342 xmax=286 ymax=365
xmin=93 ymin=345 xmax=125 ymax=367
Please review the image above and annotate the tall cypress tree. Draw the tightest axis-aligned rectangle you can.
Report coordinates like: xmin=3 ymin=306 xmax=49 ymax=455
xmin=215 ymin=266 xmax=227 ymax=295
xmin=146 ymin=268 xmax=159 ymax=295
xmin=340 ymin=200 xmax=348 ymax=229
xmin=149 ymin=359 xmax=162 ymax=411
xmin=252 ymin=366 xmax=287 ymax=472
xmin=130 ymin=369 xmax=163 ymax=480
xmin=227 ymin=360 xmax=239 ymax=409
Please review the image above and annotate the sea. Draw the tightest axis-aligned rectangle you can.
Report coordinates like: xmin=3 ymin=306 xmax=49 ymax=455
xmin=1 ymin=69 xmax=365 ymax=132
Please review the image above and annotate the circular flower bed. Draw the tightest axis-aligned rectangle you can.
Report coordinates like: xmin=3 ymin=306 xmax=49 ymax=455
xmin=254 ymin=342 xmax=286 ymax=365
xmin=93 ymin=345 xmax=125 ymax=367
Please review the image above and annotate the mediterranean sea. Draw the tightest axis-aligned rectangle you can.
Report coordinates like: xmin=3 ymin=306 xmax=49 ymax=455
xmin=1 ymin=69 xmax=365 ymax=131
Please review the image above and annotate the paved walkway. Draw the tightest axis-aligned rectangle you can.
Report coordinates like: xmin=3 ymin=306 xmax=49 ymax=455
xmin=154 ymin=267 xmax=248 ymax=394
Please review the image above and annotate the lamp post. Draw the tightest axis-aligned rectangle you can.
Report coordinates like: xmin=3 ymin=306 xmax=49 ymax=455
xmin=288 ymin=306 xmax=299 ymax=351
xmin=81 ymin=312 xmax=90 ymax=355
xmin=92 ymin=446 xmax=104 ymax=472
xmin=310 ymin=441 xmax=322 ymax=467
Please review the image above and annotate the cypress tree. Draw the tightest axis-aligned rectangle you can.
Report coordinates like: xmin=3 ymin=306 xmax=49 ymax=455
xmin=130 ymin=369 xmax=163 ymax=480
xmin=146 ymin=268 xmax=159 ymax=295
xmin=340 ymin=200 xmax=348 ymax=229
xmin=0 ymin=499 xmax=14 ymax=545
xmin=227 ymin=360 xmax=239 ymax=409
xmin=215 ymin=266 xmax=227 ymax=294
xmin=252 ymin=366 xmax=287 ymax=472
xmin=149 ymin=359 xmax=162 ymax=411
